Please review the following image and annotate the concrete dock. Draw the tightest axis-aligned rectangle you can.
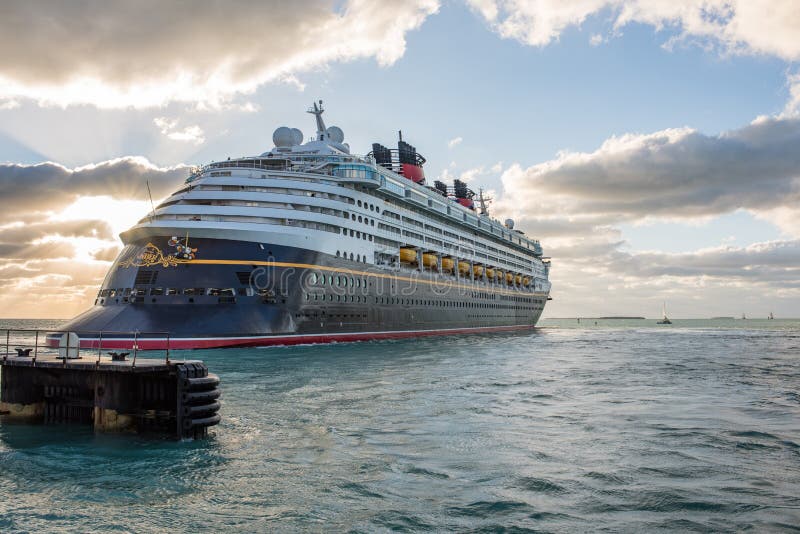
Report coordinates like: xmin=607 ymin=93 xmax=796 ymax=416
xmin=0 ymin=330 xmax=221 ymax=439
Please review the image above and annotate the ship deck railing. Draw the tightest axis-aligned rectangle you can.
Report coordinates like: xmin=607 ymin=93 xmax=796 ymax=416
xmin=2 ymin=329 xmax=173 ymax=368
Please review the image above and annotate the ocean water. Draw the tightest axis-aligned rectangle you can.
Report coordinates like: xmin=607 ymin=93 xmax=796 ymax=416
xmin=1 ymin=318 xmax=799 ymax=532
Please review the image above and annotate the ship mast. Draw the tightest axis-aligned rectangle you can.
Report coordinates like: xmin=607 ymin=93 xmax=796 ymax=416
xmin=478 ymin=188 xmax=492 ymax=216
xmin=307 ymin=100 xmax=327 ymax=141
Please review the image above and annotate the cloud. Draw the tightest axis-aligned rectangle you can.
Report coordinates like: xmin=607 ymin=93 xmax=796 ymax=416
xmin=0 ymin=0 xmax=439 ymax=108
xmin=0 ymin=157 xmax=187 ymax=222
xmin=486 ymin=110 xmax=800 ymax=317
xmin=154 ymin=117 xmax=205 ymax=144
xmin=589 ymin=34 xmax=605 ymax=47
xmin=466 ymin=0 xmax=800 ymax=60
xmin=784 ymin=71 xmax=800 ymax=117
xmin=447 ymin=136 xmax=463 ymax=148
xmin=496 ymin=115 xmax=800 ymax=223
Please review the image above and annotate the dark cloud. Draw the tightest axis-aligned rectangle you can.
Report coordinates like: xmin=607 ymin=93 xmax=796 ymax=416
xmin=501 ymin=116 xmax=800 ymax=221
xmin=0 ymin=157 xmax=186 ymax=222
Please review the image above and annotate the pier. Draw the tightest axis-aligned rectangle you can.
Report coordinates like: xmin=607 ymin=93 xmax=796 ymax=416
xmin=0 ymin=329 xmax=221 ymax=439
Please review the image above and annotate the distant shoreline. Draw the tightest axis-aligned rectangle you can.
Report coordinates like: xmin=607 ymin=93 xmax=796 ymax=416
xmin=546 ymin=317 xmax=646 ymax=320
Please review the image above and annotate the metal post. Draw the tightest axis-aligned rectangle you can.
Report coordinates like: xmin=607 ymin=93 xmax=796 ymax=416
xmin=132 ymin=331 xmax=139 ymax=368
xmin=166 ymin=333 xmax=170 ymax=365
xmin=33 ymin=330 xmax=38 ymax=364
xmin=63 ymin=331 xmax=69 ymax=366
xmin=96 ymin=331 xmax=103 ymax=365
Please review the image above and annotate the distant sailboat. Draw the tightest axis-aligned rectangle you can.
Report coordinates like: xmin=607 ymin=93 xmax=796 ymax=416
xmin=657 ymin=302 xmax=672 ymax=325
xmin=741 ymin=313 xmax=746 ymax=320
xmin=768 ymin=312 xmax=774 ymax=320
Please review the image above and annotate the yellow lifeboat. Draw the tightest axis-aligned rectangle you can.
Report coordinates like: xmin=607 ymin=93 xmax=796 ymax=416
xmin=515 ymin=274 xmax=522 ymax=285
xmin=495 ymin=270 xmax=504 ymax=281
xmin=399 ymin=248 xmax=417 ymax=264
xmin=473 ymin=265 xmax=484 ymax=278
xmin=506 ymin=272 xmax=514 ymax=284
xmin=522 ymin=276 xmax=531 ymax=287
xmin=485 ymin=267 xmax=495 ymax=279
xmin=458 ymin=261 xmax=471 ymax=275
xmin=422 ymin=252 xmax=438 ymax=270
xmin=441 ymin=257 xmax=454 ymax=272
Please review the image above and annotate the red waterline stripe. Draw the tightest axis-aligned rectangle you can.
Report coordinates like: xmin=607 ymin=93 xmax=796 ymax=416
xmin=45 ymin=324 xmax=535 ymax=350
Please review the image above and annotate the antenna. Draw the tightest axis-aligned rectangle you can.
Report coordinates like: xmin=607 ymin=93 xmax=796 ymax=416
xmin=146 ymin=180 xmax=156 ymax=219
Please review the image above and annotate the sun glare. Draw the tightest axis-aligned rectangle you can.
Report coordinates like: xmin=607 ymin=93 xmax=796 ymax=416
xmin=55 ymin=195 xmax=152 ymax=237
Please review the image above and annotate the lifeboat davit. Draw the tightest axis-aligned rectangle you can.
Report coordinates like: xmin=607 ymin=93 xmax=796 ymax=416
xmin=400 ymin=247 xmax=417 ymax=263
xmin=441 ymin=257 xmax=455 ymax=272
xmin=422 ymin=252 xmax=438 ymax=270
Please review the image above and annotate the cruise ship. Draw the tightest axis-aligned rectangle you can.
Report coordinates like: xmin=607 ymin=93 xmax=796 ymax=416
xmin=55 ymin=102 xmax=551 ymax=349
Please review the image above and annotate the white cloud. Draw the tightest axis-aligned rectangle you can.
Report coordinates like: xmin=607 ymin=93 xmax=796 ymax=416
xmin=589 ymin=34 xmax=605 ymax=46
xmin=784 ymin=71 xmax=800 ymax=117
xmin=154 ymin=117 xmax=205 ymax=145
xmin=466 ymin=0 xmax=800 ymax=60
xmin=459 ymin=166 xmax=484 ymax=183
xmin=447 ymin=136 xmax=463 ymax=148
xmin=0 ymin=98 xmax=19 ymax=110
xmin=0 ymin=0 xmax=439 ymax=108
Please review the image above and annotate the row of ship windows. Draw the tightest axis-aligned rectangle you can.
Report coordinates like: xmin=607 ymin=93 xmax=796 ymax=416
xmin=302 ymin=292 xmax=543 ymax=310
xmin=178 ymin=182 xmax=534 ymax=265
xmin=164 ymin=199 xmax=380 ymax=231
xmin=382 ymin=197 xmax=535 ymax=250
xmin=303 ymin=272 xmax=540 ymax=298
xmin=99 ymin=287 xmax=248 ymax=298
xmin=100 ymin=282 xmax=542 ymax=302
xmin=171 ymin=186 xmax=534 ymax=270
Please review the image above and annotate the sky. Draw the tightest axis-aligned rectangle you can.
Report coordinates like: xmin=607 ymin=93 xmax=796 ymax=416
xmin=0 ymin=0 xmax=799 ymax=319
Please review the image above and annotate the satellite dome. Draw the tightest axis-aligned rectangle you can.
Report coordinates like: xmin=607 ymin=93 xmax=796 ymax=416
xmin=291 ymin=128 xmax=304 ymax=145
xmin=326 ymin=126 xmax=344 ymax=144
xmin=273 ymin=126 xmax=294 ymax=147
xmin=505 ymin=218 xmax=515 ymax=229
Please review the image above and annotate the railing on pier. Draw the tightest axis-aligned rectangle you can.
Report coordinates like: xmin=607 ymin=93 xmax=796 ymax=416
xmin=2 ymin=329 xmax=172 ymax=368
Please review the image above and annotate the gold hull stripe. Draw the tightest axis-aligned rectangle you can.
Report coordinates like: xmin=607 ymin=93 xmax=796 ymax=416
xmin=187 ymin=259 xmax=547 ymax=298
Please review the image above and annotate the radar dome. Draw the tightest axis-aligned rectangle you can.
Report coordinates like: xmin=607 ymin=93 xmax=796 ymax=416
xmin=505 ymin=218 xmax=515 ymax=229
xmin=273 ymin=126 xmax=294 ymax=147
xmin=326 ymin=126 xmax=344 ymax=144
xmin=291 ymin=128 xmax=304 ymax=145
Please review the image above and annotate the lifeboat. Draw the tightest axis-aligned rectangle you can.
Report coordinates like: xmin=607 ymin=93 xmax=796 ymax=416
xmin=399 ymin=248 xmax=417 ymax=264
xmin=522 ymin=276 xmax=531 ymax=287
xmin=506 ymin=272 xmax=514 ymax=284
xmin=515 ymin=274 xmax=522 ymax=285
xmin=441 ymin=257 xmax=454 ymax=272
xmin=495 ymin=270 xmax=504 ymax=282
xmin=422 ymin=252 xmax=438 ymax=270
xmin=458 ymin=261 xmax=471 ymax=275
xmin=485 ymin=267 xmax=495 ymax=279
xmin=473 ymin=265 xmax=484 ymax=278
